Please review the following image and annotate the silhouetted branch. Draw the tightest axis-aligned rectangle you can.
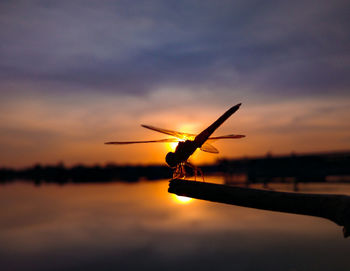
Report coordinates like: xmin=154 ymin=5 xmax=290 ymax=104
xmin=168 ymin=179 xmax=350 ymax=238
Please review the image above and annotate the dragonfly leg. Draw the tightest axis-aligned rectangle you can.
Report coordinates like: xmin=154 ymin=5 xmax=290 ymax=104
xmin=172 ymin=167 xmax=177 ymax=179
xmin=173 ymin=164 xmax=182 ymax=179
xmin=185 ymin=161 xmax=205 ymax=182
xmin=197 ymin=166 xmax=204 ymax=182
xmin=181 ymin=163 xmax=186 ymax=179
xmin=173 ymin=163 xmax=187 ymax=179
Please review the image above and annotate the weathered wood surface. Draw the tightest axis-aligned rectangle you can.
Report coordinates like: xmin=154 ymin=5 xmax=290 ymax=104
xmin=168 ymin=179 xmax=350 ymax=237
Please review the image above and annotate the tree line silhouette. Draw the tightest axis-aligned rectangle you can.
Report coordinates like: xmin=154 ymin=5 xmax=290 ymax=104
xmin=0 ymin=150 xmax=349 ymax=185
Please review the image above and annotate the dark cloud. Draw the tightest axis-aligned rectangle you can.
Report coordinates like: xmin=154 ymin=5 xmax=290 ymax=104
xmin=0 ymin=0 xmax=349 ymax=97
xmin=0 ymin=0 xmax=349 ymax=166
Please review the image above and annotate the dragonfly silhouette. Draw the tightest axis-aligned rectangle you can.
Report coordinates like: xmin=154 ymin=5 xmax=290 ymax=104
xmin=105 ymin=103 xmax=245 ymax=179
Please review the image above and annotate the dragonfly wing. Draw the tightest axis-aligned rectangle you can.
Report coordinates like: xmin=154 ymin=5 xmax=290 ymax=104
xmin=200 ymin=142 xmax=219 ymax=154
xmin=194 ymin=103 xmax=241 ymax=147
xmin=105 ymin=138 xmax=179 ymax=144
xmin=207 ymin=134 xmax=245 ymax=142
xmin=141 ymin=124 xmax=196 ymax=140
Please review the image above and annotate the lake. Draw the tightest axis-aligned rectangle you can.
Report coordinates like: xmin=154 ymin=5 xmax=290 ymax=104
xmin=1 ymin=177 xmax=350 ymax=271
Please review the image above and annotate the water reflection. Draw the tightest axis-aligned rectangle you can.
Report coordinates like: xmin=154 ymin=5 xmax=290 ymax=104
xmin=1 ymin=178 xmax=350 ymax=271
xmin=171 ymin=194 xmax=193 ymax=204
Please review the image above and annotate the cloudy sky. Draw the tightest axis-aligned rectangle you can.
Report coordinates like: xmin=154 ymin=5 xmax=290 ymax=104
xmin=0 ymin=0 xmax=349 ymax=167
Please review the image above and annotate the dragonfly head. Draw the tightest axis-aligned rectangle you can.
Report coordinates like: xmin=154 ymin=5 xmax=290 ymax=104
xmin=166 ymin=152 xmax=178 ymax=168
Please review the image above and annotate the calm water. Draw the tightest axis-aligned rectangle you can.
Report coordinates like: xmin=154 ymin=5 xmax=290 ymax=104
xmin=1 ymin=177 xmax=350 ymax=271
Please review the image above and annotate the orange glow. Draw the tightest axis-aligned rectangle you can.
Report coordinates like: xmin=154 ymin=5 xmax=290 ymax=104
xmin=165 ymin=123 xmax=198 ymax=153
xmin=166 ymin=141 xmax=179 ymax=152
xmin=170 ymin=193 xmax=193 ymax=204
xmin=1 ymin=94 xmax=350 ymax=167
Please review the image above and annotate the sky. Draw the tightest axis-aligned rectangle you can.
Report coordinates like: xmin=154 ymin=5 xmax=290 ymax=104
xmin=0 ymin=0 xmax=349 ymax=167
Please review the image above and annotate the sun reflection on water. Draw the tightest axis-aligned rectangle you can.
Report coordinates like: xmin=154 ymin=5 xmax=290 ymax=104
xmin=170 ymin=193 xmax=193 ymax=204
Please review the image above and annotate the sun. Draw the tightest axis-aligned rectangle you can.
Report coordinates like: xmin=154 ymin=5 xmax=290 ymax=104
xmin=171 ymin=194 xmax=193 ymax=204
xmin=166 ymin=141 xmax=179 ymax=152
xmin=164 ymin=123 xmax=198 ymax=152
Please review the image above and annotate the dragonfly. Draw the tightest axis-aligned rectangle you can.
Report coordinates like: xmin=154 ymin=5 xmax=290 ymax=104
xmin=105 ymin=103 xmax=245 ymax=180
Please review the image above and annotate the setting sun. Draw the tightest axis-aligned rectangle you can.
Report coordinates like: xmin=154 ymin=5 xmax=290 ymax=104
xmin=164 ymin=123 xmax=198 ymax=153
xmin=166 ymin=141 xmax=180 ymax=152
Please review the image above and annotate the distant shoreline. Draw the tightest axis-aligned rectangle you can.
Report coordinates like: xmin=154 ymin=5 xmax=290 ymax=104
xmin=1 ymin=150 xmax=349 ymax=184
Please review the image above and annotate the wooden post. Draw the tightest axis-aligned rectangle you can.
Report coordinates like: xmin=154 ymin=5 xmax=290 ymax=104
xmin=168 ymin=179 xmax=350 ymax=238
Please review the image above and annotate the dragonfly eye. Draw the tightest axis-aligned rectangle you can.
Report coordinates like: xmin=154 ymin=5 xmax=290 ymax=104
xmin=166 ymin=152 xmax=178 ymax=167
